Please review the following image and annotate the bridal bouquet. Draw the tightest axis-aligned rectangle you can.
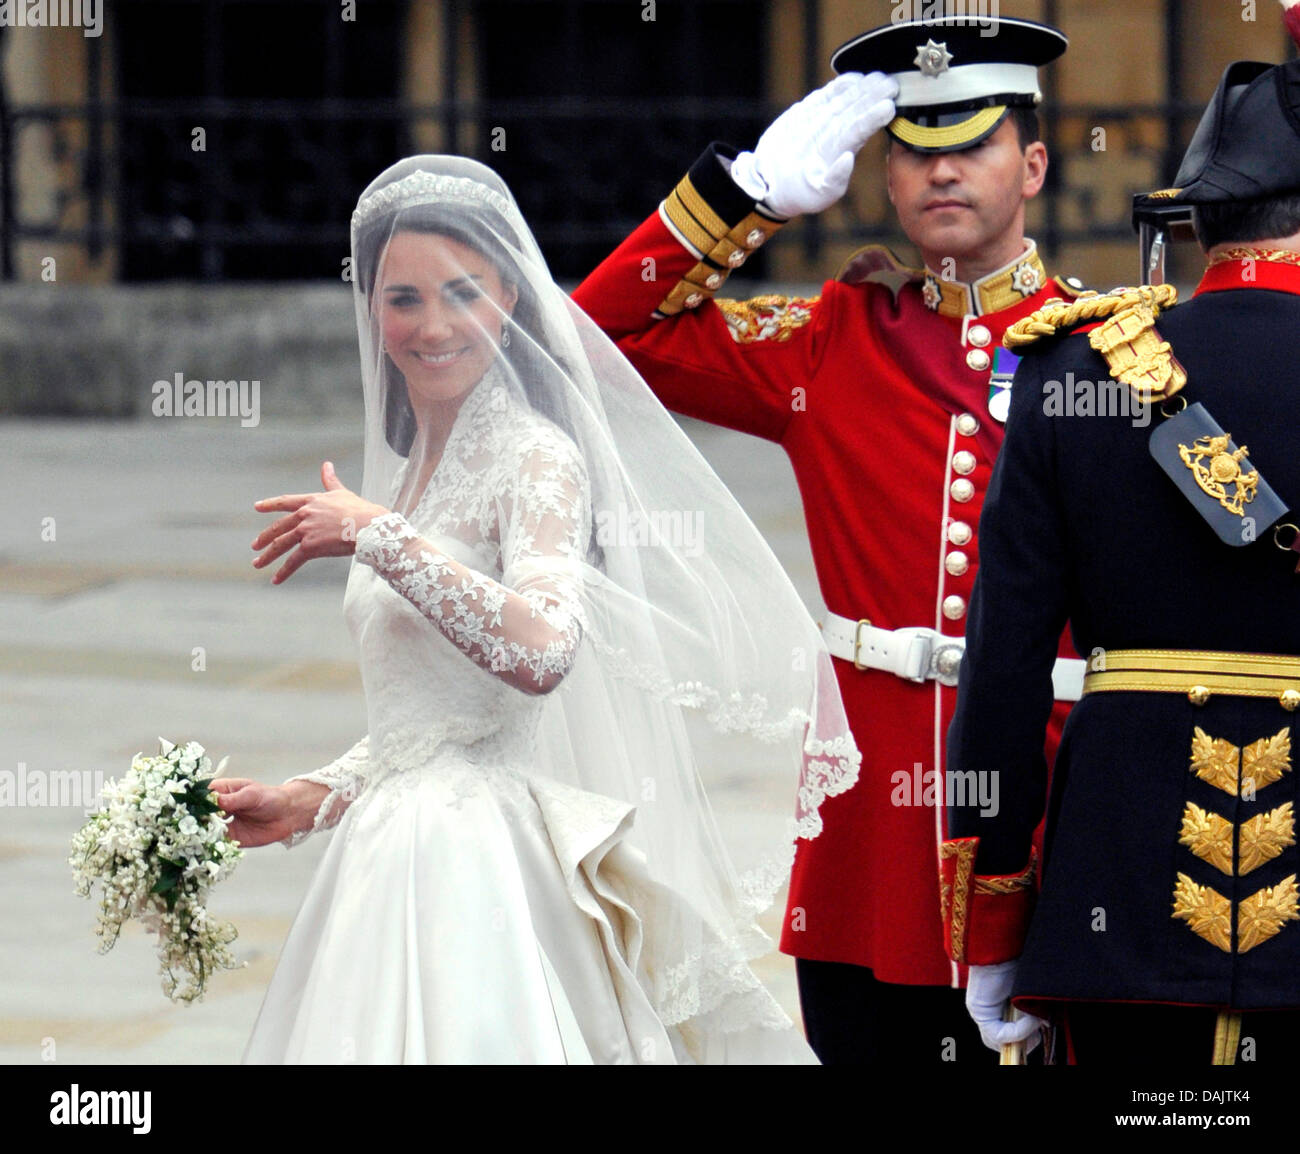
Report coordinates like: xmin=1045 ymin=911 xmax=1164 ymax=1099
xmin=69 ymin=738 xmax=244 ymax=1003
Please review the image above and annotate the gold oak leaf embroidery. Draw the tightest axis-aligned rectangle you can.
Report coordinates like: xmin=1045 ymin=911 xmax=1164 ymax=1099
xmin=1239 ymin=804 xmax=1297 ymax=876
xmin=1190 ymin=727 xmax=1241 ymax=796
xmin=1237 ymin=875 xmax=1300 ymax=953
xmin=939 ymin=840 xmax=976 ymax=962
xmin=1172 ymin=872 xmax=1232 ymax=953
xmin=1178 ymin=802 xmax=1234 ymax=875
xmin=1242 ymin=728 xmax=1292 ymax=795
xmin=717 ymin=295 xmax=818 ymax=345
xmin=974 ymin=871 xmax=1035 ymax=895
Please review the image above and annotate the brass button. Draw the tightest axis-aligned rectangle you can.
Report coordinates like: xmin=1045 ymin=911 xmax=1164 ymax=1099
xmin=705 ymin=272 xmax=723 ymax=289
xmin=956 ymin=412 xmax=980 ymax=437
xmin=950 ymin=478 xmax=974 ymax=503
xmin=966 ymin=349 xmax=991 ymax=372
xmin=952 ymin=450 xmax=977 ymax=476
xmin=945 ymin=550 xmax=969 ymax=576
xmin=745 ymin=228 xmax=766 ymax=248
xmin=1188 ymin=685 xmax=1211 ymax=707
xmin=683 ymin=292 xmax=704 ymax=308
xmin=967 ymin=324 xmax=991 ymax=348
xmin=942 ymin=595 xmax=966 ymax=620
xmin=947 ymin=521 xmax=972 ymax=546
xmin=1281 ymin=689 xmax=1300 ymax=712
xmin=727 ymin=249 xmax=747 ymax=268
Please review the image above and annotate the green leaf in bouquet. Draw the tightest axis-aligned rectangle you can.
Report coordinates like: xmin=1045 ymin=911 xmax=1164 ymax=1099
xmin=181 ymin=779 xmax=222 ymax=817
xmin=150 ymin=857 xmax=186 ymax=911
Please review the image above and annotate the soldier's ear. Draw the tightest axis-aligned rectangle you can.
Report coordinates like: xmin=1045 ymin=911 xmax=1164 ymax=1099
xmin=1022 ymin=140 xmax=1048 ymax=200
xmin=885 ymin=149 xmax=896 ymax=205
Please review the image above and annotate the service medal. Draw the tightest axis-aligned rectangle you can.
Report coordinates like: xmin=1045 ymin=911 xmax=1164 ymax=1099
xmin=987 ymin=347 xmax=1019 ymax=423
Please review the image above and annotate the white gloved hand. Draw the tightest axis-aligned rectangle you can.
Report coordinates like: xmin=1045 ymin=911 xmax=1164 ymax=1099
xmin=966 ymin=962 xmax=1047 ymax=1054
xmin=728 ymin=71 xmax=899 ymax=218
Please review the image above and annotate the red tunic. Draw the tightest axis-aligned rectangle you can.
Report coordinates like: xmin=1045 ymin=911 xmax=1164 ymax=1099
xmin=573 ymin=149 xmax=1076 ymax=986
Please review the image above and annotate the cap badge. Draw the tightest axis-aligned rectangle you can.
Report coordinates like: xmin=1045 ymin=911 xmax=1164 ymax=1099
xmin=914 ymin=39 xmax=954 ymax=78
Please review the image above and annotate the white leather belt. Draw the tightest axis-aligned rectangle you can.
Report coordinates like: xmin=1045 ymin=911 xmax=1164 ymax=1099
xmin=821 ymin=611 xmax=1085 ymax=702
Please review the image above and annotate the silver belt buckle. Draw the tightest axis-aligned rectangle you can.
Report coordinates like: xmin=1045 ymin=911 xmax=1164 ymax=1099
xmin=930 ymin=642 xmax=965 ymax=688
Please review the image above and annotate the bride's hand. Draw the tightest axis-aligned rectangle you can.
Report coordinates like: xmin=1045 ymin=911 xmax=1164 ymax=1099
xmin=252 ymin=461 xmax=389 ymax=584
xmin=211 ymin=777 xmax=326 ymax=847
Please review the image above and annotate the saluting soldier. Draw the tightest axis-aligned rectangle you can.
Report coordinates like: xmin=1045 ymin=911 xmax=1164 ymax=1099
xmin=573 ymin=15 xmax=1087 ymax=1064
xmin=943 ymin=24 xmax=1300 ymax=1062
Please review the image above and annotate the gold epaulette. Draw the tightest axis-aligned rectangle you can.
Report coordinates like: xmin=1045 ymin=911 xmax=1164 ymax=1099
xmin=1004 ymin=284 xmax=1187 ymax=403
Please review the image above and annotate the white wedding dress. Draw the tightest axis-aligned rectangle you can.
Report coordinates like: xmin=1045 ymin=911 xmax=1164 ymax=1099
xmin=241 ymin=378 xmax=817 ymax=1064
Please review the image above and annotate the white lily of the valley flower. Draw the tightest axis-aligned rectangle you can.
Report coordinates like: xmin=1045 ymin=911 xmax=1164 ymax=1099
xmin=69 ymin=738 xmax=244 ymax=1003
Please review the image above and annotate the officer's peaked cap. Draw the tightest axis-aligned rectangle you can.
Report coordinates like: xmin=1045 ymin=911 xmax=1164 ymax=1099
xmin=831 ymin=16 xmax=1067 ymax=154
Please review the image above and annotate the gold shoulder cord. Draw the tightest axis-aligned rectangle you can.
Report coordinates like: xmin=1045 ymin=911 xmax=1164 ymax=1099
xmin=1004 ymin=285 xmax=1186 ymax=404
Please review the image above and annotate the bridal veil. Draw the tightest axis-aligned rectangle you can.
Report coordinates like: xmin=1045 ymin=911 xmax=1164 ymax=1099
xmin=347 ymin=155 xmax=861 ymax=1049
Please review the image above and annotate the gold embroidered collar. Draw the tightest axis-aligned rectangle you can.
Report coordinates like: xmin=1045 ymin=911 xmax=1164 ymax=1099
xmin=1208 ymin=247 xmax=1300 ymax=268
xmin=922 ymin=242 xmax=1047 ymax=318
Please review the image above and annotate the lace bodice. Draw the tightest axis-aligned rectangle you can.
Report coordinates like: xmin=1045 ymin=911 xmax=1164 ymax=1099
xmin=283 ymin=377 xmax=592 ymax=845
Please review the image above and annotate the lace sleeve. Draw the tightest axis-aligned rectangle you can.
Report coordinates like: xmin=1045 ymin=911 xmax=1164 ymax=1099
xmin=354 ymin=432 xmax=590 ymax=695
xmin=278 ymin=735 xmax=369 ymax=849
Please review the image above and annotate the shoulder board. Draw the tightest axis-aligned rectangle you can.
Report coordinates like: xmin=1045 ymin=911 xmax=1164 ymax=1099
xmin=835 ymin=244 xmax=922 ymax=297
xmin=1051 ymin=274 xmax=1089 ymax=298
xmin=1004 ymin=283 xmax=1187 ymax=402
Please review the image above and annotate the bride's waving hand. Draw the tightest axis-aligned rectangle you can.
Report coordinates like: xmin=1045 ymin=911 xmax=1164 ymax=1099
xmin=251 ymin=447 xmax=589 ymax=695
xmin=250 ymin=461 xmax=386 ymax=582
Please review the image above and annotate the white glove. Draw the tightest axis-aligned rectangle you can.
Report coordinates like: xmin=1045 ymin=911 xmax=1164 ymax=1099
xmin=728 ymin=71 xmax=899 ymax=218
xmin=966 ymin=962 xmax=1047 ymax=1054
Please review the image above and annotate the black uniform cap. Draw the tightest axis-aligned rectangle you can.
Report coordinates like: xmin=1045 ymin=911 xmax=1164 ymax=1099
xmin=1134 ymin=58 xmax=1300 ymax=227
xmin=831 ymin=16 xmax=1067 ymax=154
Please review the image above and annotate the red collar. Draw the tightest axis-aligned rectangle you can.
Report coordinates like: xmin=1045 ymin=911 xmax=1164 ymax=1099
xmin=1194 ymin=249 xmax=1300 ymax=297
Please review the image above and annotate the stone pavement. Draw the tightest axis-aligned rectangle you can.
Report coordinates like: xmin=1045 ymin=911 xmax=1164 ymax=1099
xmin=0 ymin=410 xmax=822 ymax=1064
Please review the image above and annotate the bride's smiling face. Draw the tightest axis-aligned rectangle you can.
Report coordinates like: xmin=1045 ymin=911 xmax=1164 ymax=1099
xmin=375 ymin=230 xmax=518 ymax=404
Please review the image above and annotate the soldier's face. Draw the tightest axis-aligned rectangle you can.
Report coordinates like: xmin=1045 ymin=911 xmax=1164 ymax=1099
xmin=886 ymin=118 xmax=1048 ymax=276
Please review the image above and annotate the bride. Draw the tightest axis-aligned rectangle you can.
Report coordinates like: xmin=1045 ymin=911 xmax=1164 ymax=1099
xmin=212 ymin=156 xmax=860 ymax=1064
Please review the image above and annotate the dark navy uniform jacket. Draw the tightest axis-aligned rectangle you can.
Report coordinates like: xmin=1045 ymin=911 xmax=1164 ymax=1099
xmin=946 ymin=255 xmax=1300 ymax=1011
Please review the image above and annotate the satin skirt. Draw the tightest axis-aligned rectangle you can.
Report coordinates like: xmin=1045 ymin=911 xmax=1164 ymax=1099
xmin=242 ymin=763 xmax=816 ymax=1064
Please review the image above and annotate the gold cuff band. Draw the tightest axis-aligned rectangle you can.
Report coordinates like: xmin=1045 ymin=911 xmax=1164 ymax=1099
xmin=670 ymin=175 xmax=728 ymax=243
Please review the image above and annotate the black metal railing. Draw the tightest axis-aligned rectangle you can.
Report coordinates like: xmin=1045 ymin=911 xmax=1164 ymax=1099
xmin=6 ymin=0 xmax=1288 ymax=282
xmin=0 ymin=94 xmax=1214 ymax=282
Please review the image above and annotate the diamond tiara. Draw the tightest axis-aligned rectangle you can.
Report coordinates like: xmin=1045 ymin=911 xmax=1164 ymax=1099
xmin=351 ymin=170 xmax=514 ymax=231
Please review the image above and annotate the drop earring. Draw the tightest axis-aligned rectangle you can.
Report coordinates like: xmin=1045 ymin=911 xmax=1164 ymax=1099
xmin=500 ymin=328 xmax=511 ymax=349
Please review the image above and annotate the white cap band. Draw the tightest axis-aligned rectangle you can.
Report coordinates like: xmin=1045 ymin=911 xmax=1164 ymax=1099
xmin=895 ymin=62 xmax=1040 ymax=109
